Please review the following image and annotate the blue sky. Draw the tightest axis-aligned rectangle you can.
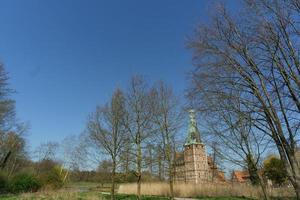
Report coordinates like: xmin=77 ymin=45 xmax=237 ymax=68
xmin=0 ymin=0 xmax=220 ymax=152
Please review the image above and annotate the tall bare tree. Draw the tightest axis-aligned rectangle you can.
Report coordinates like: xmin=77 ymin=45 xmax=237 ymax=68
xmin=0 ymin=63 xmax=20 ymax=171
xmin=0 ymin=63 xmax=15 ymax=132
xmin=60 ymin=134 xmax=90 ymax=183
xmin=35 ymin=141 xmax=59 ymax=162
xmin=188 ymin=0 xmax=300 ymax=197
xmin=151 ymin=81 xmax=183 ymax=199
xmin=197 ymin=94 xmax=270 ymax=199
xmin=124 ymin=76 xmax=154 ymax=200
xmin=87 ymin=89 xmax=127 ymax=200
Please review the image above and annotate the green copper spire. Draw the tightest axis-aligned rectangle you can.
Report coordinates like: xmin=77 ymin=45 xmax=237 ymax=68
xmin=184 ymin=109 xmax=201 ymax=146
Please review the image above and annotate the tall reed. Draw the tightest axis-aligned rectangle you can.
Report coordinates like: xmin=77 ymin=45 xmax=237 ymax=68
xmin=118 ymin=182 xmax=294 ymax=199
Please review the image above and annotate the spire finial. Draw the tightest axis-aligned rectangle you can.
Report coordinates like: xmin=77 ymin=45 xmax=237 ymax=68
xmin=185 ymin=109 xmax=201 ymax=146
xmin=189 ymin=109 xmax=196 ymax=123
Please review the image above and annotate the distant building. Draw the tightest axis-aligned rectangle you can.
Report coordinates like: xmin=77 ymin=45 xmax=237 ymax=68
xmin=174 ymin=110 xmax=225 ymax=184
xmin=231 ymin=170 xmax=250 ymax=183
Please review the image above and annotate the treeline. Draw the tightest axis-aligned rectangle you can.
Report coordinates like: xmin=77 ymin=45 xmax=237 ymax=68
xmin=70 ymin=169 xmax=159 ymax=183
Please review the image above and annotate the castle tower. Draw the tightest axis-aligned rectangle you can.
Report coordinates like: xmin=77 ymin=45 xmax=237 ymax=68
xmin=183 ymin=110 xmax=210 ymax=183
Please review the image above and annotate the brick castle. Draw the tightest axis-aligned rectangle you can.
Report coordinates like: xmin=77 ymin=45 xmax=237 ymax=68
xmin=174 ymin=110 xmax=224 ymax=183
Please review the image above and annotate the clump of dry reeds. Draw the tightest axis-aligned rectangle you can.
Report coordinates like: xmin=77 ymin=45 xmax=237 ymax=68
xmin=118 ymin=182 xmax=294 ymax=199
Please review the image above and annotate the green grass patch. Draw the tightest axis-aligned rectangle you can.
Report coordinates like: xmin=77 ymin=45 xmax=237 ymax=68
xmin=0 ymin=194 xmax=19 ymax=200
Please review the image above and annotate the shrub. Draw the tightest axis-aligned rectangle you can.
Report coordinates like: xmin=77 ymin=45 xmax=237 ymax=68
xmin=39 ymin=166 xmax=67 ymax=189
xmin=263 ymin=156 xmax=287 ymax=186
xmin=8 ymin=172 xmax=41 ymax=193
xmin=0 ymin=171 xmax=8 ymax=193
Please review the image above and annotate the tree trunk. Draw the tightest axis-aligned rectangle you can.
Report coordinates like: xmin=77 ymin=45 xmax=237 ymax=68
xmin=258 ymin=173 xmax=269 ymax=200
xmin=111 ymin=160 xmax=116 ymax=200
xmin=286 ymin=156 xmax=300 ymax=199
xmin=149 ymin=147 xmax=153 ymax=175
xmin=63 ymin=170 xmax=69 ymax=183
xmin=276 ymin=142 xmax=300 ymax=198
xmin=123 ymin=140 xmax=130 ymax=181
xmin=137 ymin=142 xmax=142 ymax=200
xmin=169 ymin=166 xmax=174 ymax=200
xmin=290 ymin=179 xmax=300 ymax=200
xmin=125 ymin=154 xmax=129 ymax=181
xmin=166 ymin=141 xmax=174 ymax=200
xmin=158 ymin=152 xmax=162 ymax=180
xmin=247 ymin=155 xmax=269 ymax=200
xmin=0 ymin=151 xmax=11 ymax=169
xmin=8 ymin=157 xmax=17 ymax=177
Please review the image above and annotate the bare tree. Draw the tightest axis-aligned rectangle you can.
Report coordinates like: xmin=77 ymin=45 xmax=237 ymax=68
xmin=0 ymin=133 xmax=26 ymax=176
xmin=151 ymin=81 xmax=183 ymax=199
xmin=0 ymin=63 xmax=16 ymax=132
xmin=124 ymin=76 xmax=154 ymax=200
xmin=188 ymin=0 xmax=300 ymax=197
xmin=199 ymin=95 xmax=270 ymax=198
xmin=35 ymin=141 xmax=59 ymax=162
xmin=87 ymin=89 xmax=126 ymax=200
xmin=59 ymin=134 xmax=91 ymax=184
xmin=209 ymin=142 xmax=223 ymax=182
xmin=60 ymin=134 xmax=89 ymax=171
xmin=0 ymin=63 xmax=22 ymax=171
xmin=0 ymin=122 xmax=28 ymax=170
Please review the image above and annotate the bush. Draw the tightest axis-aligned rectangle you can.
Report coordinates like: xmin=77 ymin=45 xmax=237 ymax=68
xmin=8 ymin=173 xmax=41 ymax=193
xmin=263 ymin=156 xmax=287 ymax=186
xmin=0 ymin=171 xmax=8 ymax=193
xmin=39 ymin=166 xmax=66 ymax=189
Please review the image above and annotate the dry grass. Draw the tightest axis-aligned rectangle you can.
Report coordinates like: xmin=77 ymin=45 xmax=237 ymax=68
xmin=1 ymin=182 xmax=295 ymax=199
xmin=118 ymin=182 xmax=295 ymax=199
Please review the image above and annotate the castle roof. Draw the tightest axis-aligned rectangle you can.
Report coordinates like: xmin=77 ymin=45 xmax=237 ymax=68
xmin=185 ymin=109 xmax=202 ymax=146
xmin=232 ymin=170 xmax=250 ymax=183
xmin=217 ymin=171 xmax=226 ymax=182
